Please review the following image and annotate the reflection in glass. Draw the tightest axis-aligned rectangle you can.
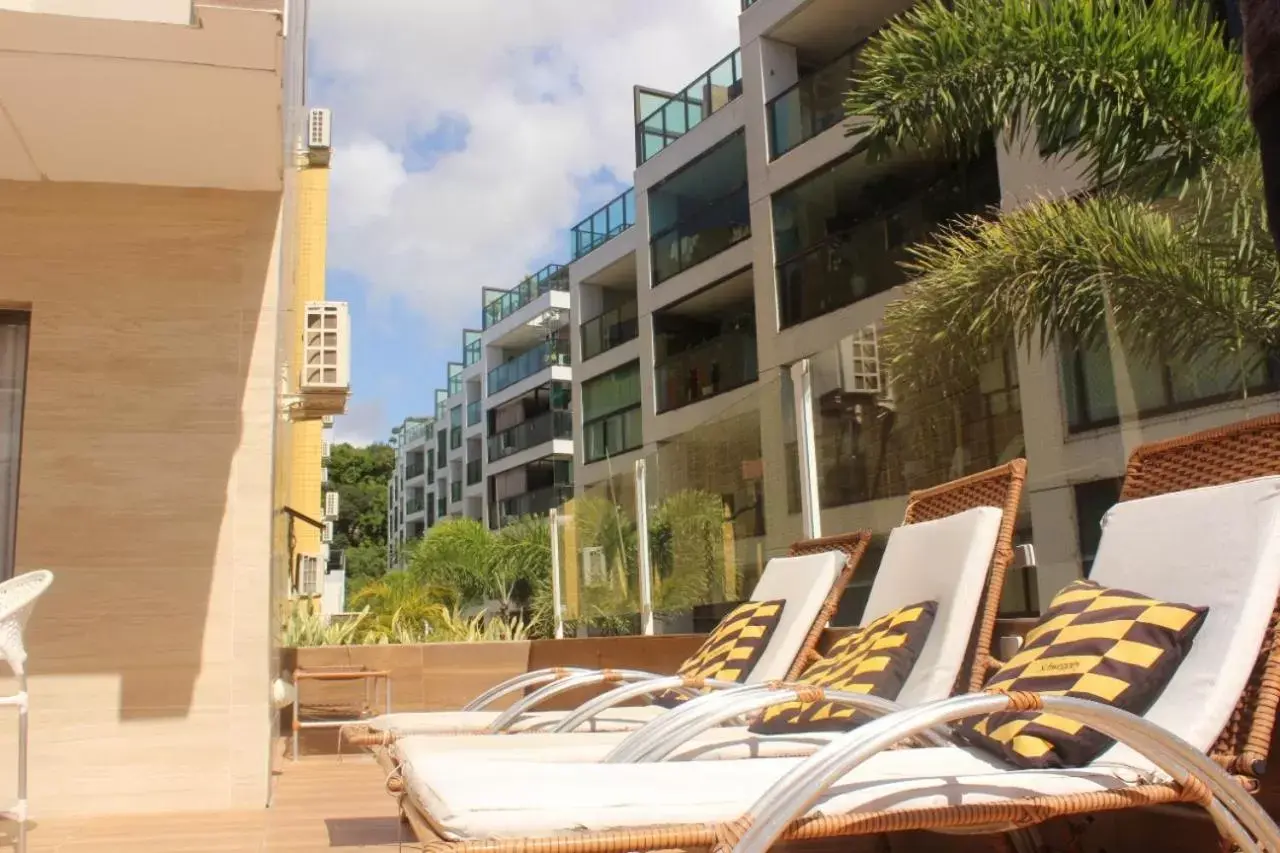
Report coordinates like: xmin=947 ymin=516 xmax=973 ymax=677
xmin=768 ymin=43 xmax=869 ymax=159
xmin=487 ymin=336 xmax=572 ymax=394
xmin=773 ymin=141 xmax=1001 ymax=328
xmin=580 ymin=300 xmax=639 ymax=361
xmin=572 ymin=188 xmax=636 ymax=259
xmin=636 ymin=50 xmax=742 ymax=165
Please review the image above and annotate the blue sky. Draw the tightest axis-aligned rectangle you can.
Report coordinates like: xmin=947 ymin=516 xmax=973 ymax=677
xmin=304 ymin=0 xmax=740 ymax=445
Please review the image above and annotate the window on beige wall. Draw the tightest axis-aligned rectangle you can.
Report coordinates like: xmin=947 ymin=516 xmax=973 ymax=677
xmin=0 ymin=312 xmax=29 ymax=581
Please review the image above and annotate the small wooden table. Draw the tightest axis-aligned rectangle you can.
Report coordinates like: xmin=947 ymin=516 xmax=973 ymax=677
xmin=291 ymin=666 xmax=392 ymax=760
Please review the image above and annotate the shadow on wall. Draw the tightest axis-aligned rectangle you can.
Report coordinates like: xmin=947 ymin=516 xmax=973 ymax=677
xmin=1 ymin=180 xmax=280 ymax=720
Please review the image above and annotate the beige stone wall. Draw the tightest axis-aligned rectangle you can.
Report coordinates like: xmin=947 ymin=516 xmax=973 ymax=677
xmin=0 ymin=179 xmax=282 ymax=816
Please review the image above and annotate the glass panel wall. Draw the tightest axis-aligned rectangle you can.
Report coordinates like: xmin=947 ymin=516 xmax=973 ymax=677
xmin=449 ymin=405 xmax=462 ymax=450
xmin=582 ymin=362 xmax=643 ymax=463
xmin=466 ymin=400 xmax=481 ymax=426
xmin=636 ymin=49 xmax=742 ymax=164
xmin=650 ymin=133 xmax=750 ymax=285
xmin=773 ymin=141 xmax=1001 ymax=328
xmin=768 ymin=42 xmax=870 ymax=159
xmin=653 ymin=287 xmax=757 ymax=413
xmin=580 ymin=300 xmax=639 ymax=362
xmin=572 ymin=187 xmax=636 ymax=259
xmin=463 ymin=330 xmax=482 ymax=366
xmin=448 ymin=362 xmax=463 ymax=396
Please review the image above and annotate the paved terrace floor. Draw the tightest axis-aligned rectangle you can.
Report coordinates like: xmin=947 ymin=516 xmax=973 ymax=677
xmin=20 ymin=755 xmax=403 ymax=852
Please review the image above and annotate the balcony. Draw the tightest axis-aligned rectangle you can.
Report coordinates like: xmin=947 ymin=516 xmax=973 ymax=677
xmin=768 ymin=43 xmax=868 ymax=160
xmin=651 ymin=185 xmax=750 ymax=285
xmin=467 ymin=400 xmax=482 ymax=427
xmin=488 ymin=410 xmax=573 ymax=463
xmin=655 ymin=333 xmax=758 ymax=413
xmin=466 ymin=458 xmax=483 ymax=486
xmin=450 ymin=426 xmax=462 ymax=450
xmin=448 ymin=363 xmax=463 ymax=396
xmin=405 ymin=458 xmax=426 ymax=480
xmin=492 ymin=484 xmax=575 ymax=528
xmin=636 ymin=49 xmax=743 ymax=165
xmin=437 ymin=496 xmax=448 ymax=517
xmin=488 ymin=338 xmax=572 ymax=395
xmin=580 ymin=301 xmax=639 ymax=362
xmin=572 ymin=187 xmax=635 ymax=260
xmin=435 ymin=430 xmax=448 ymax=467
xmin=482 ymin=264 xmax=569 ymax=330
xmin=405 ymin=496 xmax=425 ymax=515
xmin=774 ymin=143 xmax=1001 ymax=328
xmin=583 ymin=404 xmax=642 ymax=464
xmin=451 ymin=481 xmax=463 ymax=503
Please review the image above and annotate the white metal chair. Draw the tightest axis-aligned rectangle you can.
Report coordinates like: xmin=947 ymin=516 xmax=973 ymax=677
xmin=0 ymin=571 xmax=53 ymax=853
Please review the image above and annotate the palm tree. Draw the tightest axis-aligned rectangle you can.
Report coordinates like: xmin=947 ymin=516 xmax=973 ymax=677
xmin=845 ymin=0 xmax=1279 ymax=397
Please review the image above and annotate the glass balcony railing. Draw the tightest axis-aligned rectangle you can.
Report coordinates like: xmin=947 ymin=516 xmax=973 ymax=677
xmin=651 ymin=184 xmax=751 ymax=285
xmin=581 ymin=301 xmax=639 ymax=361
xmin=451 ymin=481 xmax=463 ymax=503
xmin=482 ymin=264 xmax=570 ymax=329
xmin=405 ymin=458 xmax=426 ymax=480
xmin=437 ymin=496 xmax=447 ymax=517
xmin=741 ymin=0 xmax=759 ymax=7
xmin=572 ymin=188 xmax=636 ymax=260
xmin=583 ymin=404 xmax=643 ymax=464
xmin=466 ymin=458 xmax=483 ymax=486
xmin=492 ymin=484 xmax=575 ymax=528
xmin=488 ymin=410 xmax=574 ymax=463
xmin=768 ymin=45 xmax=868 ymax=160
xmin=636 ymin=49 xmax=743 ymax=165
xmin=655 ymin=333 xmax=759 ymax=413
xmin=466 ymin=400 xmax=482 ymax=427
xmin=488 ymin=338 xmax=572 ymax=394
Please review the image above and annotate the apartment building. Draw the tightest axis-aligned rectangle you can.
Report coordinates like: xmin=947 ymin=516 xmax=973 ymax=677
xmin=0 ymin=0 xmax=345 ymax=819
xmin=565 ymin=0 xmax=1276 ymax=617
xmin=387 ymin=269 xmax=575 ymax=565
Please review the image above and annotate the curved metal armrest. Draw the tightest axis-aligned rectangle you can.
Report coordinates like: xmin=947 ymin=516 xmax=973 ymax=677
xmin=606 ymin=683 xmax=946 ymax=763
xmin=485 ymin=669 xmax=663 ymax=733
xmin=551 ymin=676 xmax=745 ymax=733
xmin=732 ymin=692 xmax=1280 ymax=853
xmin=463 ymin=667 xmax=592 ymax=711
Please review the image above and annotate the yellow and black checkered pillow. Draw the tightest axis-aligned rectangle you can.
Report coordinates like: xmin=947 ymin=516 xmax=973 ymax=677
xmin=747 ymin=600 xmax=938 ymax=734
xmin=652 ymin=599 xmax=786 ymax=708
xmin=956 ymin=579 xmax=1207 ymax=769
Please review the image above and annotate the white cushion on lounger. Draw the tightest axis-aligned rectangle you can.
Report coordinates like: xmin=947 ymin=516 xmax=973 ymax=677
xmin=742 ymin=550 xmax=846 ymax=680
xmin=371 ymin=706 xmax=663 ymax=736
xmin=865 ymin=506 xmax=1002 ymax=706
xmin=1086 ymin=475 xmax=1280 ymax=770
xmin=402 ymin=749 xmax=1149 ymax=840
xmin=369 ymin=551 xmax=843 ymax=738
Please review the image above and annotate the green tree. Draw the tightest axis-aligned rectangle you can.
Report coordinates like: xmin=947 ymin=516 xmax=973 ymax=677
xmin=845 ymin=0 xmax=1277 ymax=393
xmin=408 ymin=518 xmax=497 ymax=607
xmin=326 ymin=442 xmax=395 ymax=591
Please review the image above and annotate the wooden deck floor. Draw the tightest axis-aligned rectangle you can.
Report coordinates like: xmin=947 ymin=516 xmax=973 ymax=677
xmin=20 ymin=755 xmax=404 ymax=852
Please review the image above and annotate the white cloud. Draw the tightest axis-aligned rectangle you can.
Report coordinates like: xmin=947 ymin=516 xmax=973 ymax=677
xmin=333 ymin=399 xmax=389 ymax=447
xmin=309 ymin=0 xmax=740 ymax=333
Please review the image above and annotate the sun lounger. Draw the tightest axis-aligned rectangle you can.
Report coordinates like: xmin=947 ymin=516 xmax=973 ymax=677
xmin=392 ymin=415 xmax=1280 ymax=853
xmin=354 ymin=460 xmax=1025 ymax=753
xmin=387 ymin=461 xmax=1027 ymax=768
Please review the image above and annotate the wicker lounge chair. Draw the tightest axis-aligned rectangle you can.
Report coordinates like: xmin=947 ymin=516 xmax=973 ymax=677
xmin=391 ymin=415 xmax=1280 ymax=853
xmin=386 ymin=460 xmax=1028 ymax=768
xmin=352 ymin=460 xmax=1026 ymax=754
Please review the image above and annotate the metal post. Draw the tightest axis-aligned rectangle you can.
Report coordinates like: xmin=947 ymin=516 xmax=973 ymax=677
xmin=549 ymin=509 xmax=565 ymax=640
xmin=790 ymin=359 xmax=822 ymax=540
xmin=291 ymin=671 xmax=300 ymax=761
xmin=635 ymin=459 xmax=655 ymax=636
xmin=16 ymin=671 xmax=26 ymax=853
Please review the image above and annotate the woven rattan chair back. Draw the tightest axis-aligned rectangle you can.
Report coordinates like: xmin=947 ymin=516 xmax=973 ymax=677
xmin=1118 ymin=413 xmax=1280 ymax=787
xmin=0 ymin=570 xmax=52 ymax=677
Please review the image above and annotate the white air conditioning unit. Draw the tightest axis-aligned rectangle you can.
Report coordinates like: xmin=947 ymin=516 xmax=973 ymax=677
xmin=307 ymin=107 xmax=332 ymax=150
xmin=301 ymin=302 xmax=351 ymax=391
xmin=322 ymin=415 xmax=335 ymax=428
xmin=324 ymin=491 xmax=340 ymax=519
xmin=321 ymin=440 xmax=331 ymax=460
xmin=321 ymin=521 xmax=334 ymax=544
xmin=297 ymin=553 xmax=321 ymax=596
xmin=320 ymin=466 xmax=329 ymax=484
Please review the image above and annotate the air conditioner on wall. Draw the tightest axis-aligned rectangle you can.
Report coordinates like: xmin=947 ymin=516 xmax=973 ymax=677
xmin=321 ymin=521 xmax=334 ymax=544
xmin=301 ymin=302 xmax=351 ymax=391
xmin=324 ymin=491 xmax=340 ymax=519
xmin=307 ymin=108 xmax=332 ymax=150
xmin=321 ymin=440 xmax=332 ymax=459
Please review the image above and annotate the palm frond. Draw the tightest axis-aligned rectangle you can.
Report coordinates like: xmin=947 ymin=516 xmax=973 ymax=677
xmin=882 ymin=189 xmax=1280 ymax=392
xmin=848 ymin=0 xmax=1255 ymax=194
